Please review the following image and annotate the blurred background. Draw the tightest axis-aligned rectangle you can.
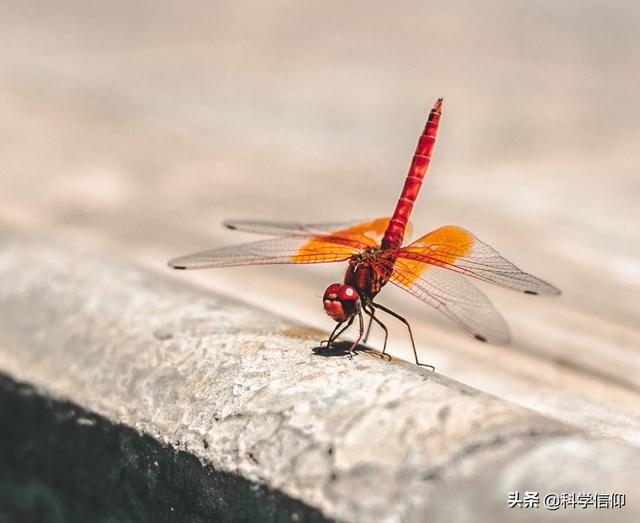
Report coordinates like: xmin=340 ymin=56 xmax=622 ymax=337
xmin=1 ymin=1 xmax=639 ymax=442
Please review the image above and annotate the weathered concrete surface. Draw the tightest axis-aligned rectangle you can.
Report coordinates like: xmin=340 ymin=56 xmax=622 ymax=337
xmin=0 ymin=374 xmax=328 ymax=523
xmin=1 ymin=234 xmax=639 ymax=522
xmin=1 ymin=0 xmax=640 ymax=446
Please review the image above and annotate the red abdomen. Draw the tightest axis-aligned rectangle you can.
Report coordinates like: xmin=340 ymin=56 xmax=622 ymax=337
xmin=381 ymin=98 xmax=443 ymax=250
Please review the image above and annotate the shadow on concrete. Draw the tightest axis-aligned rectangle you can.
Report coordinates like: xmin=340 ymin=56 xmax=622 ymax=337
xmin=312 ymin=342 xmax=393 ymax=364
xmin=0 ymin=373 xmax=333 ymax=523
xmin=311 ymin=341 xmax=364 ymax=359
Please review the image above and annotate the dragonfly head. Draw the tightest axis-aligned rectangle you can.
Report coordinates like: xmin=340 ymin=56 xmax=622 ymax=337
xmin=323 ymin=283 xmax=361 ymax=322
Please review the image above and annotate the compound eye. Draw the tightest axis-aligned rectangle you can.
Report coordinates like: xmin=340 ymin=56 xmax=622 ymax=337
xmin=323 ymin=283 xmax=342 ymax=300
xmin=338 ymin=285 xmax=359 ymax=302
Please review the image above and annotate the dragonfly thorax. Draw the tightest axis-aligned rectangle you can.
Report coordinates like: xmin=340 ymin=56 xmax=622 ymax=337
xmin=343 ymin=255 xmax=389 ymax=303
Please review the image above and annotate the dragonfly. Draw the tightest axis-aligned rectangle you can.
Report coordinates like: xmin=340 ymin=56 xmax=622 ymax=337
xmin=169 ymin=98 xmax=560 ymax=368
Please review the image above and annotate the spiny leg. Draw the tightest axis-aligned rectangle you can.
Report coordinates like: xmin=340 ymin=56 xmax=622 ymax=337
xmin=321 ymin=321 xmax=343 ymax=346
xmin=347 ymin=309 xmax=365 ymax=358
xmin=331 ymin=316 xmax=355 ymax=345
xmin=363 ymin=312 xmax=374 ymax=344
xmin=371 ymin=302 xmax=434 ymax=371
xmin=363 ymin=304 xmax=389 ymax=357
xmin=322 ymin=316 xmax=354 ymax=346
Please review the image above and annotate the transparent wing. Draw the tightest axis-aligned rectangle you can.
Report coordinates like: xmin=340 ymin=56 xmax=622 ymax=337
xmin=381 ymin=257 xmax=511 ymax=343
xmin=169 ymin=217 xmax=397 ymax=270
xmin=395 ymin=226 xmax=560 ymax=295
xmin=223 ymin=217 xmax=394 ymax=245
xmin=168 ymin=236 xmax=359 ymax=270
xmin=224 ymin=219 xmax=367 ymax=236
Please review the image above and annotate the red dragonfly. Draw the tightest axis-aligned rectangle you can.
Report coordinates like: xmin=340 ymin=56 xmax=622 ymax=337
xmin=169 ymin=99 xmax=560 ymax=368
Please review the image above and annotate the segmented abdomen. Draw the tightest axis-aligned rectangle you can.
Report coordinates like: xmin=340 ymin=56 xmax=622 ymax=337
xmin=381 ymin=98 xmax=443 ymax=250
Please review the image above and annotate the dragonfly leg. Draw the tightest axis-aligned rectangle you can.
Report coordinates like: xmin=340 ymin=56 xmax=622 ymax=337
xmin=322 ymin=316 xmax=354 ymax=346
xmin=321 ymin=321 xmax=342 ymax=346
xmin=363 ymin=305 xmax=389 ymax=357
xmin=347 ymin=310 xmax=365 ymax=359
xmin=371 ymin=302 xmax=434 ymax=371
xmin=363 ymin=310 xmax=374 ymax=344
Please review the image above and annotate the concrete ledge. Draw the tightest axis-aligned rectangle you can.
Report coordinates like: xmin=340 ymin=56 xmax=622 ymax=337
xmin=1 ymin=235 xmax=639 ymax=521
xmin=0 ymin=373 xmax=329 ymax=522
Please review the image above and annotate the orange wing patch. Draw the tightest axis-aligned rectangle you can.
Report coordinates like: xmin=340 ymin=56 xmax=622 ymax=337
xmin=334 ymin=217 xmax=391 ymax=245
xmin=291 ymin=239 xmax=361 ymax=263
xmin=392 ymin=226 xmax=474 ymax=283
xmin=391 ymin=226 xmax=559 ymax=295
xmin=295 ymin=217 xmax=391 ymax=259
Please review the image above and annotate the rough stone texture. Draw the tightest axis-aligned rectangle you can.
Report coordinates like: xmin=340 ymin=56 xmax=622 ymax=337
xmin=0 ymin=375 xmax=329 ymax=523
xmin=1 ymin=0 xmax=639 ymax=448
xmin=1 ymin=234 xmax=639 ymax=522
xmin=1 ymin=2 xmax=639 ymax=520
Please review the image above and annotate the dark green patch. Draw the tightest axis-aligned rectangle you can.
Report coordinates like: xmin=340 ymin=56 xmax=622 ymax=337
xmin=0 ymin=373 xmax=333 ymax=523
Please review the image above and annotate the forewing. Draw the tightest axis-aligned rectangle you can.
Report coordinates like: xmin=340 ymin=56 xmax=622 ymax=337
xmin=383 ymin=257 xmax=511 ymax=343
xmin=224 ymin=219 xmax=366 ymax=236
xmin=224 ymin=217 xmax=391 ymax=245
xmin=169 ymin=236 xmax=358 ymax=270
xmin=395 ymin=226 xmax=560 ymax=295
